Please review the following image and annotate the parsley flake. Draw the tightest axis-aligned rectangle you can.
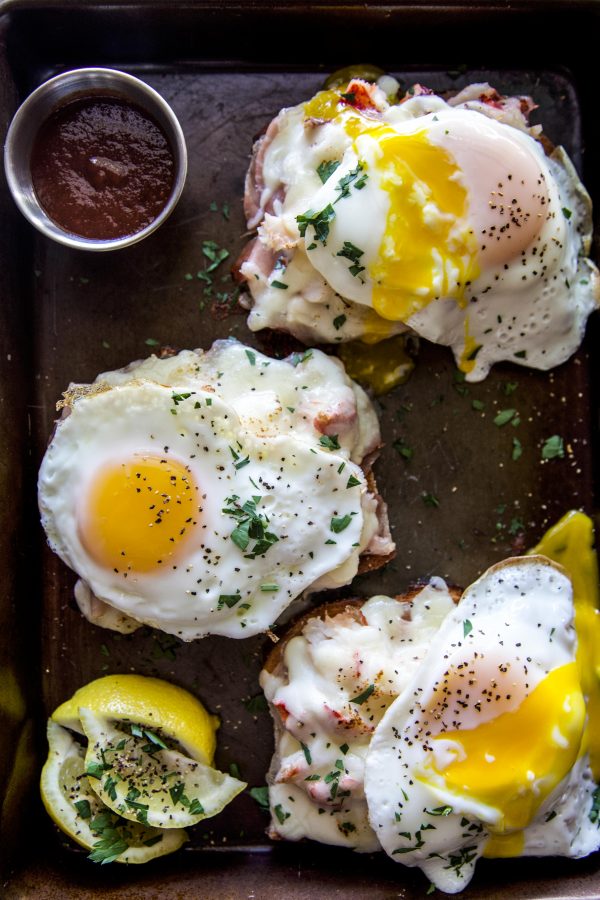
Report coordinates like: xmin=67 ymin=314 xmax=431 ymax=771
xmin=223 ymin=494 xmax=279 ymax=558
xmin=217 ymin=593 xmax=242 ymax=610
xmin=296 ymin=204 xmax=336 ymax=245
xmin=319 ymin=434 xmax=340 ymax=450
xmin=349 ymin=684 xmax=375 ymax=705
xmin=249 ymin=786 xmax=270 ymax=811
xmin=331 ymin=515 xmax=352 ymax=533
xmin=494 ymin=408 xmax=516 ymax=427
xmin=274 ymin=804 xmax=291 ymax=825
xmin=317 ymin=159 xmax=341 ymax=183
xmin=541 ymin=435 xmax=565 ymax=460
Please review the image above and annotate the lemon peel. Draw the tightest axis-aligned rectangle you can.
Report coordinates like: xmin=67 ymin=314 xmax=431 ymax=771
xmin=41 ymin=720 xmax=187 ymax=864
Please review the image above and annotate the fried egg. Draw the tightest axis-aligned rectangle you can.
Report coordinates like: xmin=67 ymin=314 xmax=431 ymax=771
xmin=38 ymin=341 xmax=393 ymax=640
xmin=240 ymin=79 xmax=599 ymax=381
xmin=364 ymin=556 xmax=600 ymax=893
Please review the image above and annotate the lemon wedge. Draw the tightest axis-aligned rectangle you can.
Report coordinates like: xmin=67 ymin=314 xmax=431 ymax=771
xmin=79 ymin=707 xmax=246 ymax=829
xmin=41 ymin=720 xmax=187 ymax=864
xmin=51 ymin=674 xmax=218 ymax=764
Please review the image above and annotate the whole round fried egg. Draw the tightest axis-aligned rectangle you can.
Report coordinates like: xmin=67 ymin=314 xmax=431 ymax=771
xmin=241 ymin=80 xmax=599 ymax=380
xmin=38 ymin=343 xmax=387 ymax=640
xmin=364 ymin=556 xmax=599 ymax=893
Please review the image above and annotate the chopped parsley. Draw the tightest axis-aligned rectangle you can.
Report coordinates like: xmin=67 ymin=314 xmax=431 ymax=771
xmin=541 ymin=435 xmax=565 ymax=460
xmin=562 ymin=207 xmax=572 ymax=220
xmin=202 ymin=240 xmax=229 ymax=273
xmin=300 ymin=742 xmax=312 ymax=765
xmin=289 ymin=349 xmax=313 ymax=367
xmin=319 ymin=434 xmax=340 ymax=450
xmin=346 ymin=474 xmax=361 ymax=488
xmin=333 ymin=314 xmax=347 ymax=330
xmin=74 ymin=799 xmax=92 ymax=819
xmin=493 ymin=408 xmax=517 ymax=427
xmin=463 ymin=619 xmax=473 ymax=638
xmin=336 ymin=241 xmax=365 ymax=278
xmin=274 ymin=803 xmax=291 ymax=825
xmin=421 ymin=492 xmax=439 ymax=508
xmin=145 ymin=337 xmax=160 ymax=347
xmin=249 ymin=786 xmax=270 ymax=811
xmin=296 ymin=204 xmax=336 ymax=245
xmin=334 ymin=161 xmax=368 ymax=202
xmin=509 ymin=517 xmax=524 ymax=536
xmin=271 ymin=280 xmax=288 ymax=290
xmin=393 ymin=438 xmax=413 ymax=461
xmin=425 ymin=805 xmax=453 ymax=817
xmin=88 ymin=828 xmax=129 ymax=864
xmin=349 ymin=683 xmax=375 ymax=705
xmin=217 ymin=592 xmax=242 ymax=610
xmin=317 ymin=159 xmax=341 ymax=183
xmin=331 ymin=515 xmax=352 ymax=533
xmin=245 ymin=349 xmax=256 ymax=366
xmin=512 ymin=437 xmax=523 ymax=461
xmin=223 ymin=494 xmax=279 ymax=558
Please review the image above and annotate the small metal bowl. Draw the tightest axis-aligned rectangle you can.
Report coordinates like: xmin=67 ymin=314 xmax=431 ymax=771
xmin=4 ymin=67 xmax=187 ymax=251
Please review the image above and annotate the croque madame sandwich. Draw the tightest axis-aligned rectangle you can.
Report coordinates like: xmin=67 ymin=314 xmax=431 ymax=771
xmin=260 ymin=525 xmax=600 ymax=893
xmin=237 ymin=77 xmax=599 ymax=381
xmin=38 ymin=340 xmax=394 ymax=640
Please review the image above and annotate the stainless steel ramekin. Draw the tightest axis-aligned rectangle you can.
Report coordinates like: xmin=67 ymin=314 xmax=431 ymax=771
xmin=4 ymin=67 xmax=187 ymax=251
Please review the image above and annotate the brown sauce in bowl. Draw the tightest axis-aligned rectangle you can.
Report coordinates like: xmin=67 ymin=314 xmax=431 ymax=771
xmin=30 ymin=96 xmax=175 ymax=240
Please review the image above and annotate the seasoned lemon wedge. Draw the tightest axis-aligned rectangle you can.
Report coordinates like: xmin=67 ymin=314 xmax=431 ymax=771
xmin=51 ymin=674 xmax=219 ymax=764
xmin=79 ymin=708 xmax=246 ymax=829
xmin=41 ymin=720 xmax=187 ymax=864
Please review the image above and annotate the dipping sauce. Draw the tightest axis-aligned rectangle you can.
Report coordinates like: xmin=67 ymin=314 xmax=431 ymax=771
xmin=30 ymin=96 xmax=175 ymax=240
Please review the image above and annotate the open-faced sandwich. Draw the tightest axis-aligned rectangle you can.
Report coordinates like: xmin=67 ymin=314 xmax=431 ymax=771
xmin=238 ymin=77 xmax=599 ymax=381
xmin=260 ymin=512 xmax=600 ymax=893
xmin=38 ymin=340 xmax=394 ymax=640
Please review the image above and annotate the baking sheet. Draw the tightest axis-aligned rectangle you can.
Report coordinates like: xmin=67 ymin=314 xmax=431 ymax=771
xmin=1 ymin=1 xmax=600 ymax=896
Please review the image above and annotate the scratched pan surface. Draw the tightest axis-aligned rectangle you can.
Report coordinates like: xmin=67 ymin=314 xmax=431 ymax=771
xmin=1 ymin=1 xmax=600 ymax=897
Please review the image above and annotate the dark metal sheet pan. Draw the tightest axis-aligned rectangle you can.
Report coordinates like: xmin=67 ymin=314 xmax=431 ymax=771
xmin=1 ymin=1 xmax=600 ymax=896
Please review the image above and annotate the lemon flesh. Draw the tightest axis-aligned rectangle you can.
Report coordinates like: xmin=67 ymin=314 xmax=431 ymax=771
xmin=80 ymin=708 xmax=246 ymax=829
xmin=51 ymin=674 xmax=218 ymax=764
xmin=41 ymin=720 xmax=187 ymax=864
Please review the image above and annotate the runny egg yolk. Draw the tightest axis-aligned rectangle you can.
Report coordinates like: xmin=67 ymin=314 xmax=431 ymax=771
xmin=79 ymin=455 xmax=200 ymax=574
xmin=364 ymin=125 xmax=480 ymax=322
xmin=425 ymin=662 xmax=585 ymax=833
xmin=529 ymin=510 xmax=600 ymax=779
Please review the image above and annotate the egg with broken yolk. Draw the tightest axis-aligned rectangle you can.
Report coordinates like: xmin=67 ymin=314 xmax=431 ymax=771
xmin=364 ymin=555 xmax=598 ymax=893
xmin=304 ymin=109 xmax=557 ymax=327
